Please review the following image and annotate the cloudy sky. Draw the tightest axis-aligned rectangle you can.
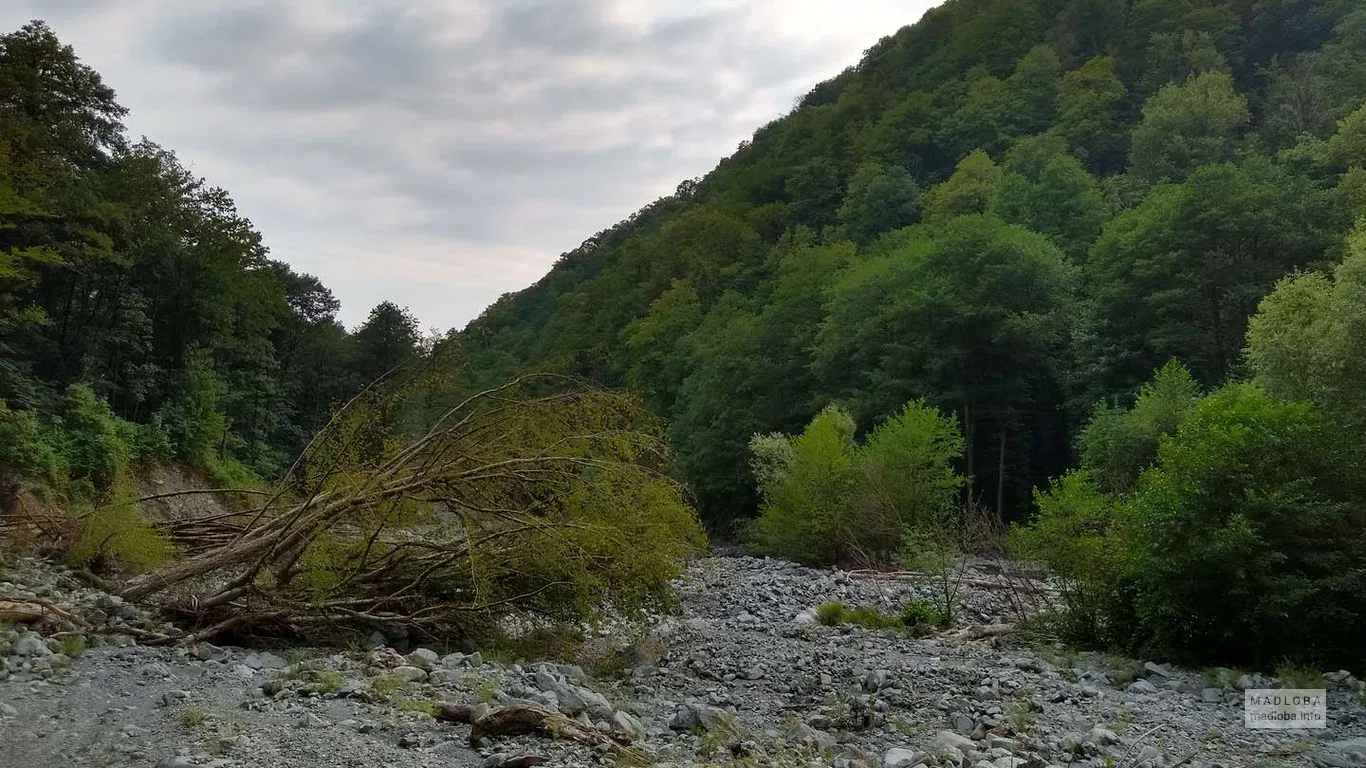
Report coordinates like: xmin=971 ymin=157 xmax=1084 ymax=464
xmin=3 ymin=1 xmax=937 ymax=331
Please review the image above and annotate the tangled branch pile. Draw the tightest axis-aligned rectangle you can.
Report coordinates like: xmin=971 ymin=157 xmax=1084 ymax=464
xmin=112 ymin=374 xmax=707 ymax=643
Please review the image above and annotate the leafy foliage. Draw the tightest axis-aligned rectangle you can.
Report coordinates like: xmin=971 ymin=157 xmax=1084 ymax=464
xmin=452 ymin=2 xmax=1366 ymax=533
xmin=749 ymin=401 xmax=963 ymax=566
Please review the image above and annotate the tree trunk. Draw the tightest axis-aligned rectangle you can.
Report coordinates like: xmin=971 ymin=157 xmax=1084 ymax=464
xmin=996 ymin=427 xmax=1006 ymax=519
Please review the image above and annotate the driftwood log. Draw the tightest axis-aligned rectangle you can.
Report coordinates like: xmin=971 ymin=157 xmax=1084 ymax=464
xmin=435 ymin=702 xmax=646 ymax=762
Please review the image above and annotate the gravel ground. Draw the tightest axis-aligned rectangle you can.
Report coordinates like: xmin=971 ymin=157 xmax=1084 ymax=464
xmin=2 ymin=552 xmax=1364 ymax=768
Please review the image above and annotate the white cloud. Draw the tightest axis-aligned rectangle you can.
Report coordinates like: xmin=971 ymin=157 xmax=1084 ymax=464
xmin=1 ymin=1 xmax=939 ymax=329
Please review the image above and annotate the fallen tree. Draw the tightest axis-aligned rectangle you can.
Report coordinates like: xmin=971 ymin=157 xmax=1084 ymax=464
xmin=102 ymin=372 xmax=706 ymax=644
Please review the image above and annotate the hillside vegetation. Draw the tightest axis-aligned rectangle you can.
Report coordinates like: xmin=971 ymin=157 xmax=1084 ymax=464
xmin=456 ymin=0 xmax=1366 ymax=532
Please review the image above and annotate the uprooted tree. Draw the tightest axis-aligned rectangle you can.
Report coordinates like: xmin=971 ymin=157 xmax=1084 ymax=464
xmin=96 ymin=372 xmax=706 ymax=644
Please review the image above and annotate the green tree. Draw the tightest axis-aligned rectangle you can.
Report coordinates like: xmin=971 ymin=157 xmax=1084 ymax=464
xmin=1053 ymin=56 xmax=1127 ymax=171
xmin=353 ymin=301 xmax=421 ymax=384
xmin=1082 ymin=161 xmax=1337 ymax=394
xmin=921 ymin=150 xmax=1003 ymax=221
xmin=748 ymin=405 xmax=860 ymax=564
xmin=989 ymin=135 xmax=1105 ymax=251
xmin=1247 ymin=224 xmax=1366 ymax=437
xmin=1320 ymin=101 xmax=1366 ymax=169
xmin=837 ymin=161 xmax=921 ymax=245
xmin=1121 ymin=384 xmax=1366 ymax=667
xmin=1078 ymin=360 xmax=1200 ymax=494
xmin=1129 ymin=72 xmax=1250 ymax=184
xmin=816 ymin=215 xmax=1072 ymax=515
xmin=857 ymin=399 xmax=964 ymax=541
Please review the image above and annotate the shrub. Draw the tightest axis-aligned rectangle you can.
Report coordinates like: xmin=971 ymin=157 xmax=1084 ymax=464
xmin=814 ymin=600 xmax=848 ymax=626
xmin=1275 ymin=663 xmax=1325 ymax=690
xmin=0 ymin=400 xmax=66 ymax=492
xmin=66 ymin=471 xmax=177 ymax=573
xmin=1021 ymin=378 xmax=1366 ymax=669
xmin=857 ymin=399 xmax=964 ymax=546
xmin=898 ymin=599 xmax=944 ymax=629
xmin=1078 ymin=360 xmax=1198 ymax=495
xmin=1008 ymin=470 xmax=1123 ymax=643
xmin=1119 ymin=384 xmax=1366 ymax=668
xmin=749 ymin=400 xmax=963 ymax=566
xmin=748 ymin=405 xmax=859 ymax=564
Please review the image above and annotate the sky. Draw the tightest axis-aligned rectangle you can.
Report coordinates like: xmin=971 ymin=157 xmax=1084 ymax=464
xmin=2 ymin=1 xmax=938 ymax=331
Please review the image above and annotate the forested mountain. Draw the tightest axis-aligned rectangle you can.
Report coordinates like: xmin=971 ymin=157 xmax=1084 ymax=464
xmin=0 ymin=22 xmax=425 ymax=494
xmin=456 ymin=0 xmax=1366 ymax=530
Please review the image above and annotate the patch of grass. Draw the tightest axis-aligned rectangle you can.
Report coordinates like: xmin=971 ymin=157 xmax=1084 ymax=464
xmin=58 ymin=635 xmax=87 ymax=658
xmin=395 ymin=696 xmax=439 ymax=717
xmin=1203 ymin=727 xmax=1223 ymax=741
xmin=370 ymin=673 xmax=414 ymax=701
xmin=899 ymin=599 xmax=947 ymax=630
xmin=1006 ymin=694 xmax=1037 ymax=733
xmin=1099 ymin=653 xmax=1139 ymax=688
xmin=1270 ymin=737 xmax=1318 ymax=757
xmin=812 ymin=600 xmax=903 ymax=630
xmin=814 ymin=601 xmax=847 ymax=626
xmin=315 ymin=670 xmax=345 ymax=694
xmin=1109 ymin=706 xmax=1134 ymax=735
xmin=481 ymin=623 xmax=585 ymax=664
xmin=1275 ymin=662 xmax=1325 ymax=690
xmin=178 ymin=708 xmax=207 ymax=727
xmin=844 ymin=606 xmax=902 ymax=629
xmin=693 ymin=711 xmax=745 ymax=758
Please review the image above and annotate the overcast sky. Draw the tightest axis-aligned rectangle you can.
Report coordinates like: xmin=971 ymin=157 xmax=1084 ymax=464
xmin=3 ymin=1 xmax=937 ymax=331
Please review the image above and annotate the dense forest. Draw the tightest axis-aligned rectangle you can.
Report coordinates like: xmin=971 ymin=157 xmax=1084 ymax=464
xmin=457 ymin=0 xmax=1366 ymax=533
xmin=0 ymin=22 xmax=430 ymax=499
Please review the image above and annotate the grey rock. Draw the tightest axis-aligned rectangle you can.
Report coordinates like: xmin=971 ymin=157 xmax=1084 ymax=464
xmin=243 ymin=651 xmax=287 ymax=670
xmin=12 ymin=634 xmax=49 ymax=657
xmin=391 ymin=665 xmax=427 ymax=682
xmin=787 ymin=720 xmax=837 ymax=750
xmin=1325 ymin=737 xmax=1366 ymax=757
xmin=1143 ymin=661 xmax=1173 ymax=678
xmin=1127 ymin=678 xmax=1159 ymax=694
xmin=934 ymin=730 xmax=977 ymax=752
xmin=408 ymin=648 xmax=439 ymax=669
xmin=610 ymin=710 xmax=645 ymax=741
xmin=883 ymin=747 xmax=928 ymax=768
xmin=1088 ymin=726 xmax=1121 ymax=745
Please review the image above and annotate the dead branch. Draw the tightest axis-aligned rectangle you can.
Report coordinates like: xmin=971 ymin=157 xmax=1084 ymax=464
xmin=0 ymin=595 xmax=84 ymax=625
xmin=468 ymin=704 xmax=642 ymax=762
xmin=99 ymin=374 xmax=702 ymax=644
xmin=942 ymin=622 xmax=1016 ymax=641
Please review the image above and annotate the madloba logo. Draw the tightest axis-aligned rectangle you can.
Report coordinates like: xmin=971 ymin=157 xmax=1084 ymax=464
xmin=1244 ymin=689 xmax=1327 ymax=730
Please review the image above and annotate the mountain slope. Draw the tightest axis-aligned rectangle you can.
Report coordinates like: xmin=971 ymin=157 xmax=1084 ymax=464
xmin=457 ymin=0 xmax=1366 ymax=527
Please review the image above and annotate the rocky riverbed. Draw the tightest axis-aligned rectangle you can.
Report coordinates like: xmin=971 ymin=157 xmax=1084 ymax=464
xmin=2 ymin=552 xmax=1365 ymax=768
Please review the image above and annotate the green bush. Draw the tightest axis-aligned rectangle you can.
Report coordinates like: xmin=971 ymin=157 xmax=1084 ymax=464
xmin=857 ymin=399 xmax=965 ymax=546
xmin=1017 ymin=379 xmax=1366 ymax=669
xmin=1078 ymin=360 xmax=1199 ymax=495
xmin=898 ymin=598 xmax=947 ymax=630
xmin=748 ymin=405 xmax=859 ymax=564
xmin=748 ymin=400 xmax=963 ymax=566
xmin=0 ymin=399 xmax=66 ymax=492
xmin=1008 ymin=470 xmax=1124 ymax=644
xmin=1120 ymin=384 xmax=1366 ymax=668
